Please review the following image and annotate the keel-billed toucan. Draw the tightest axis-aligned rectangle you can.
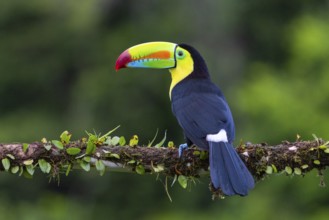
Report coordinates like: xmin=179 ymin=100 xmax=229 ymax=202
xmin=115 ymin=42 xmax=254 ymax=196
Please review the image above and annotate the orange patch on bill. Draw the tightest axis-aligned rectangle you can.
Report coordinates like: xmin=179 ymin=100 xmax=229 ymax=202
xmin=144 ymin=51 xmax=171 ymax=59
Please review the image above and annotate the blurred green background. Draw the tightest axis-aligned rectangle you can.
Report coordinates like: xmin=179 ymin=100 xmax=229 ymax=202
xmin=1 ymin=0 xmax=329 ymax=219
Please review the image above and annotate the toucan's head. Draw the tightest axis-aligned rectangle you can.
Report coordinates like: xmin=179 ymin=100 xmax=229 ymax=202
xmin=115 ymin=41 xmax=209 ymax=96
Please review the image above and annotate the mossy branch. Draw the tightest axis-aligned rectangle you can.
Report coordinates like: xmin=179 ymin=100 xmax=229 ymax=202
xmin=1 ymin=138 xmax=328 ymax=180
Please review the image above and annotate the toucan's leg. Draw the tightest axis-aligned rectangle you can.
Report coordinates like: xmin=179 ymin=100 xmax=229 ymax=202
xmin=178 ymin=136 xmax=193 ymax=158
xmin=178 ymin=143 xmax=188 ymax=158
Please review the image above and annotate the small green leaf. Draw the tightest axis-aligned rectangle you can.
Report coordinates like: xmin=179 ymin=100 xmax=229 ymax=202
xmin=102 ymin=149 xmax=110 ymax=154
xmin=319 ymin=145 xmax=327 ymax=150
xmin=313 ymin=160 xmax=320 ymax=165
xmin=110 ymin=153 xmax=120 ymax=159
xmin=65 ymin=164 xmax=72 ymax=176
xmin=11 ymin=166 xmax=19 ymax=174
xmin=18 ymin=166 xmax=24 ymax=176
xmin=96 ymin=125 xmax=120 ymax=142
xmin=294 ymin=167 xmax=302 ymax=175
xmin=152 ymin=164 xmax=164 ymax=173
xmin=25 ymin=164 xmax=35 ymax=176
xmin=80 ymin=161 xmax=90 ymax=172
xmin=6 ymin=154 xmax=15 ymax=160
xmin=23 ymin=159 xmax=34 ymax=166
xmin=193 ymin=151 xmax=201 ymax=156
xmin=85 ymin=131 xmax=98 ymax=142
xmin=75 ymin=153 xmax=86 ymax=159
xmin=324 ymin=148 xmax=329 ymax=154
xmin=119 ymin=136 xmax=126 ymax=146
xmin=129 ymin=135 xmax=139 ymax=147
xmin=86 ymin=140 xmax=96 ymax=155
xmin=60 ymin=130 xmax=72 ymax=144
xmin=23 ymin=169 xmax=33 ymax=179
xmin=136 ymin=164 xmax=145 ymax=175
xmin=200 ymin=151 xmax=208 ymax=160
xmin=178 ymin=175 xmax=188 ymax=189
xmin=155 ymin=130 xmax=167 ymax=148
xmin=271 ymin=164 xmax=278 ymax=173
xmin=2 ymin=158 xmax=10 ymax=171
xmin=44 ymin=144 xmax=52 ymax=151
xmin=285 ymin=166 xmax=292 ymax=175
xmin=110 ymin=136 xmax=120 ymax=146
xmin=301 ymin=164 xmax=309 ymax=169
xmin=66 ymin=147 xmax=81 ymax=155
xmin=22 ymin=143 xmax=29 ymax=153
xmin=38 ymin=159 xmax=51 ymax=174
xmin=168 ymin=141 xmax=175 ymax=148
xmin=95 ymin=160 xmax=105 ymax=176
xmin=127 ymin=160 xmax=136 ymax=164
xmin=41 ymin=137 xmax=48 ymax=144
xmin=148 ymin=129 xmax=158 ymax=147
xmin=171 ymin=175 xmax=178 ymax=187
xmin=83 ymin=156 xmax=91 ymax=163
xmin=98 ymin=125 xmax=121 ymax=141
xmin=265 ymin=166 xmax=273 ymax=174
xmin=52 ymin=140 xmax=64 ymax=150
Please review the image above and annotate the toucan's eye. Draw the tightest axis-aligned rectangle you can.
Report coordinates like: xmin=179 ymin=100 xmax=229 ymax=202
xmin=176 ymin=50 xmax=185 ymax=59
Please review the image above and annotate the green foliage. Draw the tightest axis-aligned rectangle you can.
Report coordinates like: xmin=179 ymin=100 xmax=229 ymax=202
xmin=10 ymin=166 xmax=19 ymax=174
xmin=60 ymin=131 xmax=72 ymax=144
xmin=86 ymin=138 xmax=97 ymax=155
xmin=119 ymin=136 xmax=126 ymax=146
xmin=129 ymin=135 xmax=139 ymax=147
xmin=285 ymin=166 xmax=293 ymax=175
xmin=38 ymin=159 xmax=51 ymax=174
xmin=234 ymin=15 xmax=329 ymax=143
xmin=85 ymin=126 xmax=121 ymax=155
xmin=66 ymin=147 xmax=81 ymax=156
xmin=106 ymin=136 xmax=120 ymax=146
xmin=154 ymin=130 xmax=167 ymax=148
xmin=167 ymin=141 xmax=175 ymax=148
xmin=148 ymin=129 xmax=159 ymax=147
xmin=65 ymin=164 xmax=72 ymax=176
xmin=2 ymin=158 xmax=10 ymax=171
xmin=135 ymin=164 xmax=145 ymax=175
xmin=152 ymin=163 xmax=164 ymax=173
xmin=265 ymin=166 xmax=273 ymax=175
xmin=52 ymin=140 xmax=64 ymax=150
xmin=23 ymin=159 xmax=34 ymax=166
xmin=22 ymin=143 xmax=29 ymax=153
xmin=25 ymin=164 xmax=35 ymax=176
xmin=177 ymin=175 xmax=188 ymax=189
xmin=44 ymin=143 xmax=52 ymax=151
xmin=79 ymin=161 xmax=90 ymax=172
xmin=109 ymin=153 xmax=120 ymax=159
xmin=95 ymin=159 xmax=105 ymax=176
xmin=294 ymin=168 xmax=302 ymax=175
xmin=313 ymin=160 xmax=321 ymax=165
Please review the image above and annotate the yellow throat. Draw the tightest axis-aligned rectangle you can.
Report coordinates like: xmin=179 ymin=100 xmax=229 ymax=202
xmin=169 ymin=51 xmax=194 ymax=99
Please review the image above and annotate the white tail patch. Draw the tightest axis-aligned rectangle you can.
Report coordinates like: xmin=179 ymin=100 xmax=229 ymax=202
xmin=206 ymin=129 xmax=228 ymax=142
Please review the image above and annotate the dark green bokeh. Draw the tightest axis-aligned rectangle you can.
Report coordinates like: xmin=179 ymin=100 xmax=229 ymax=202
xmin=1 ymin=0 xmax=329 ymax=219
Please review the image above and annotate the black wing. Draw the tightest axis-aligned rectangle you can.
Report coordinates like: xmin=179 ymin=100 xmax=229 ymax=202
xmin=172 ymin=92 xmax=235 ymax=150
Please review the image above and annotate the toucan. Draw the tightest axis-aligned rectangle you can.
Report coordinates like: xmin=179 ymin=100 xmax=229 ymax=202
xmin=115 ymin=42 xmax=254 ymax=196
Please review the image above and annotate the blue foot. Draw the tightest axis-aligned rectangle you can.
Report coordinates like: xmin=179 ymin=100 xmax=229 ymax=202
xmin=178 ymin=143 xmax=188 ymax=158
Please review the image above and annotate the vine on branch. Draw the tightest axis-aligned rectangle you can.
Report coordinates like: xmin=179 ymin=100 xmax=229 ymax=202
xmin=0 ymin=128 xmax=328 ymax=199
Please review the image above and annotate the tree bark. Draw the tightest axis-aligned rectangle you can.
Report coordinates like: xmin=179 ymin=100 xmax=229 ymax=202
xmin=1 ymin=138 xmax=328 ymax=197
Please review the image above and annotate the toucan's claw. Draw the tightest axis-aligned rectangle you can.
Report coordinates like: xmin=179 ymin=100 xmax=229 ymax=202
xmin=178 ymin=143 xmax=188 ymax=158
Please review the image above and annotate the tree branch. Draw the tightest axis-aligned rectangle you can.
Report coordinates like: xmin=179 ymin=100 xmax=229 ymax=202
xmin=1 ymin=138 xmax=328 ymax=196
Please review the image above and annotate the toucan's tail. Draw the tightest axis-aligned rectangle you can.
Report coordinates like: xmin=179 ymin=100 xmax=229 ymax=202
xmin=209 ymin=141 xmax=254 ymax=196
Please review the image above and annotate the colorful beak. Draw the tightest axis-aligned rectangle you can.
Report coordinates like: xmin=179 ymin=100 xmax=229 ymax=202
xmin=115 ymin=42 xmax=177 ymax=71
